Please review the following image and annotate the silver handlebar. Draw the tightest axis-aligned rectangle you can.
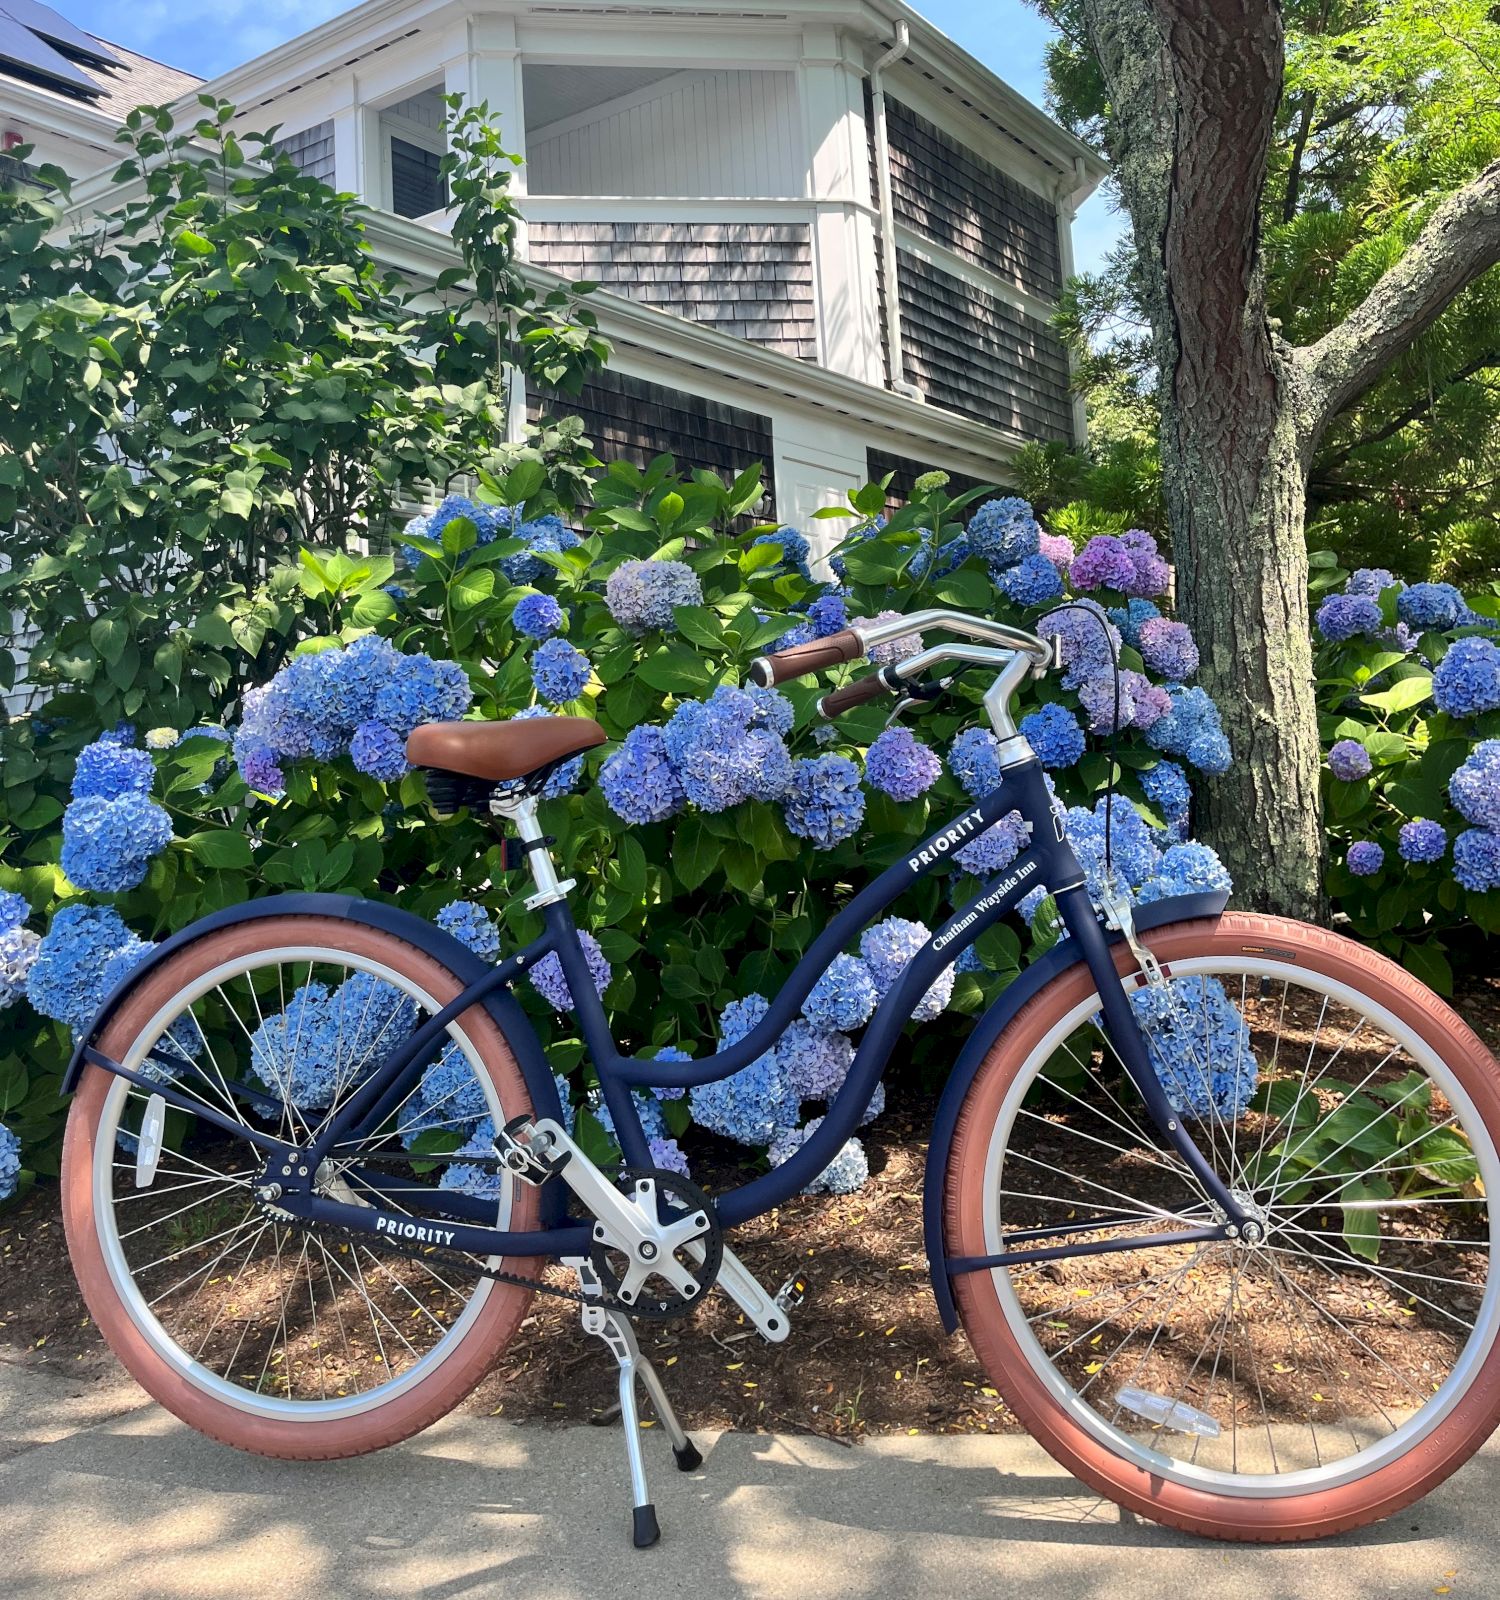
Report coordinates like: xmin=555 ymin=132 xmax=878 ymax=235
xmin=850 ymin=608 xmax=1054 ymax=669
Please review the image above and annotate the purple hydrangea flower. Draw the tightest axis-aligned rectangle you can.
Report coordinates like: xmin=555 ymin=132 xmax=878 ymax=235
xmin=864 ymin=727 xmax=942 ymax=801
xmin=1039 ymin=600 xmax=1122 ymax=690
xmin=513 ymin=592 xmax=565 ymax=639
xmin=1433 ymin=637 xmax=1500 ymax=717
xmin=859 ymin=916 xmax=952 ymax=1022
xmin=604 ymin=559 xmax=704 ymax=633
xmin=1118 ymin=529 xmax=1171 ymax=597
xmin=1038 ymin=532 xmax=1074 ymax=577
xmin=1316 ymin=593 xmax=1383 ymax=643
xmin=1108 ymin=597 xmax=1161 ymax=648
xmin=530 ymin=638 xmax=591 ymax=705
xmin=1398 ymin=819 xmax=1447 ymax=864
xmin=1347 ymin=841 xmax=1385 ymax=876
xmin=1020 ymin=703 xmax=1086 ymax=768
xmin=599 ymin=725 xmax=685 ymax=825
xmin=866 ymin=609 xmax=922 ymax=667
xmin=349 ymin=721 xmax=407 ymax=782
xmin=953 ymin=811 xmax=1029 ymax=876
xmin=1068 ymin=534 xmax=1138 ymax=592
xmin=528 ymin=930 xmax=611 ymax=1012
xmin=782 ymin=755 xmax=864 ymax=849
xmin=1328 ymin=739 xmax=1372 ymax=782
xmin=778 ymin=1020 xmax=855 ymax=1102
xmin=1137 ymin=617 xmax=1200 ymax=680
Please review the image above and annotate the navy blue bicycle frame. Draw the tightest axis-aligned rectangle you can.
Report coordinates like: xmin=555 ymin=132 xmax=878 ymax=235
xmin=89 ymin=753 xmax=1248 ymax=1268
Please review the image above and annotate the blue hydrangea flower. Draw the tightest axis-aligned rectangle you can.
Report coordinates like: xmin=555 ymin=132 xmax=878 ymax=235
xmin=1137 ymin=618 xmax=1200 ymax=681
xmin=967 ymin=497 xmax=1041 ymax=567
xmin=0 ymin=891 xmax=29 ymax=933
xmin=807 ymin=592 xmax=849 ymax=637
xmin=513 ymin=592 xmax=565 ymax=639
xmin=60 ymin=793 xmax=172 ymax=892
xmin=371 ymin=654 xmax=473 ymax=736
xmin=1397 ymin=582 xmax=1464 ymax=632
xmin=71 ymin=741 xmax=155 ymax=801
xmin=954 ymin=811 xmax=1030 ymax=876
xmin=1347 ymin=568 xmax=1399 ymax=597
xmin=417 ymin=1043 xmax=489 ymax=1132
xmin=1147 ymin=686 xmax=1232 ymax=775
xmin=528 ymin=931 xmax=611 ymax=1012
xmin=691 ymin=994 xmax=801 ymax=1145
xmin=778 ymin=1020 xmax=855 ymax=1102
xmin=782 ymin=755 xmax=865 ymax=849
xmin=997 ymin=551 xmax=1065 ymax=607
xmin=664 ymin=686 xmax=795 ymax=812
xmin=1136 ymin=841 xmax=1232 ymax=904
xmin=1328 ymin=739 xmax=1372 ymax=782
xmin=769 ymin=1117 xmax=869 ymax=1195
xmin=948 ymin=727 xmax=1002 ymax=797
xmin=1434 ymin=637 xmax=1500 ymax=718
xmin=1316 ymin=592 xmax=1383 ymax=642
xmin=649 ymin=1137 xmax=691 ymax=1177
xmin=1140 ymin=759 xmax=1192 ymax=837
xmin=440 ymin=1117 xmax=503 ymax=1201
xmin=600 ymin=725 xmax=686 ymax=824
xmin=829 ymin=514 xmax=884 ymax=580
xmin=1454 ymin=829 xmax=1500 ymax=891
xmin=0 ymin=1121 xmax=20 ymax=1201
xmin=859 ymin=917 xmax=952 ymax=1022
xmin=0 ymin=925 xmax=40 ymax=1009
xmin=774 ymin=620 xmax=815 ymax=650
xmin=250 ymin=973 xmax=416 ymax=1113
xmin=512 ymin=707 xmax=587 ymax=798
xmin=501 ymin=514 xmax=582 ymax=585
xmin=1107 ymin=598 xmax=1161 ymax=648
xmin=349 ymin=721 xmax=408 ymax=782
xmin=530 ymin=637 xmax=591 ymax=705
xmin=745 ymin=684 xmax=796 ymax=737
xmin=865 ymin=609 xmax=923 ymax=668
xmin=802 ymin=954 xmax=879 ymax=1032
xmin=1450 ymin=740 xmax=1500 ymax=831
xmin=1021 ymin=703 xmax=1086 ymax=768
xmin=647 ymin=1046 xmax=690 ymax=1101
xmin=604 ymin=559 xmax=704 ymax=632
xmin=435 ymin=900 xmax=501 ymax=961
xmin=1398 ymin=819 xmax=1447 ymax=864
xmin=864 ymin=727 xmax=941 ymax=801
xmin=1063 ymin=796 xmax=1161 ymax=899
xmin=1131 ymin=976 xmax=1258 ymax=1121
xmin=591 ymin=1087 xmax=670 ymax=1144
xmin=1347 ymin=841 xmax=1385 ymax=876
xmin=751 ymin=526 xmax=812 ymax=579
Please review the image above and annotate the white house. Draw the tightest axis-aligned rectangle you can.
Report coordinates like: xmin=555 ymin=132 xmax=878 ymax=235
xmin=5 ymin=0 xmax=1106 ymax=532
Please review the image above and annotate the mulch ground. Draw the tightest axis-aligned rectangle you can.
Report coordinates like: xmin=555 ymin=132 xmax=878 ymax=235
xmin=5 ymin=970 xmax=1499 ymax=1441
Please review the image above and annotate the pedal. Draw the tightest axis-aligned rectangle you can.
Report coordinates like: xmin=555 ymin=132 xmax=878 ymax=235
xmin=775 ymin=1273 xmax=808 ymax=1312
xmin=492 ymin=1117 xmax=571 ymax=1186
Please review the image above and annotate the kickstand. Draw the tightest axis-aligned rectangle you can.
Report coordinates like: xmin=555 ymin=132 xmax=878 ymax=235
xmin=568 ymin=1258 xmax=703 ymax=1548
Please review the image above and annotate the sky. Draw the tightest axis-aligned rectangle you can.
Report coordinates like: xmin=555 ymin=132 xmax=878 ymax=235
xmin=62 ymin=0 xmax=1123 ymax=272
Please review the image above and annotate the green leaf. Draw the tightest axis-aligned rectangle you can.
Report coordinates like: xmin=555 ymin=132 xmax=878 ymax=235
xmin=181 ymin=830 xmax=252 ymax=869
xmin=1360 ymin=672 xmax=1432 ymax=714
xmin=1340 ymin=1175 xmax=1394 ymax=1262
xmin=636 ymin=644 xmax=716 ymax=696
xmin=673 ymin=817 xmax=720 ymax=891
xmin=89 ymin=616 xmax=128 ymax=664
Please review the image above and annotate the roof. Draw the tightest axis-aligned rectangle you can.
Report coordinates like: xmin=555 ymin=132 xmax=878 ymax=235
xmin=0 ymin=2 xmax=200 ymax=126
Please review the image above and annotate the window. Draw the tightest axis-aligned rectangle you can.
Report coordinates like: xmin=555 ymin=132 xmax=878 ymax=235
xmin=389 ymin=136 xmax=444 ymax=219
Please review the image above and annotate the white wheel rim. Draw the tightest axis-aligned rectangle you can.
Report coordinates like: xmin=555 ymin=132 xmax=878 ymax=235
xmin=92 ymin=945 xmax=515 ymax=1424
xmin=978 ymin=955 xmax=1500 ymax=1496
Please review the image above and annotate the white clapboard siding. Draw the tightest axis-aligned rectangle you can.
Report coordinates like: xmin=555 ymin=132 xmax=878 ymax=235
xmin=526 ymin=69 xmax=804 ymax=198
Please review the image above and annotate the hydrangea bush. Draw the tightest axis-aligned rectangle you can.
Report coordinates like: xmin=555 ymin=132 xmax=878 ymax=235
xmin=3 ymin=462 xmax=1237 ymax=1199
xmin=1310 ymin=555 xmax=1500 ymax=990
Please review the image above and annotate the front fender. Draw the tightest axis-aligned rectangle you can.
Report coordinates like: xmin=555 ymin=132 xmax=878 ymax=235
xmin=923 ymin=892 xmax=1230 ymax=1333
xmin=60 ymin=892 xmax=562 ymax=1129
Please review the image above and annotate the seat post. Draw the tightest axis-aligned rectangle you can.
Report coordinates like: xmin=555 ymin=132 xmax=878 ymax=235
xmin=489 ymin=788 xmax=576 ymax=909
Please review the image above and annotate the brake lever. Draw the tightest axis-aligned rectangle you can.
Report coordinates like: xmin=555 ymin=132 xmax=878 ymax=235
xmin=884 ymin=675 xmax=953 ymax=726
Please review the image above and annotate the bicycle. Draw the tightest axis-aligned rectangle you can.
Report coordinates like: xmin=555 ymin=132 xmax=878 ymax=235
xmin=58 ymin=606 xmax=1500 ymax=1546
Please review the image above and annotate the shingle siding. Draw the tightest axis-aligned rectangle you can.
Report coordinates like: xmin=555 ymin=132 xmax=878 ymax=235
xmin=866 ymin=449 xmax=996 ymax=516
xmin=274 ymin=120 xmax=335 ymax=187
xmin=528 ymin=222 xmax=817 ymax=362
xmin=898 ymin=252 xmax=1074 ymax=444
xmin=882 ymin=95 xmax=1062 ymax=303
xmin=529 ymin=369 xmax=775 ymax=514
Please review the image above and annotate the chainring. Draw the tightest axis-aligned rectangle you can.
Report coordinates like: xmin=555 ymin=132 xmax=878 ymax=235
xmin=587 ymin=1166 xmax=724 ymax=1321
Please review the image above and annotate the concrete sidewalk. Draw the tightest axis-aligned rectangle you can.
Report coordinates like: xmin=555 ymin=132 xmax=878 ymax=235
xmin=0 ymin=1361 xmax=1487 ymax=1600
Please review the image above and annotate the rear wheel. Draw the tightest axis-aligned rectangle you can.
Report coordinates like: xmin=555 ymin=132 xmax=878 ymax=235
xmin=946 ymin=913 xmax=1500 ymax=1541
xmin=61 ymin=915 xmax=541 ymax=1460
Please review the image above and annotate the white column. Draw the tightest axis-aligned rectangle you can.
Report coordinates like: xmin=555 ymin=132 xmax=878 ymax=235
xmin=331 ymin=86 xmax=383 ymax=207
xmin=1055 ymin=184 xmax=1089 ymax=449
xmin=798 ymin=26 xmax=884 ymax=387
xmin=444 ymin=13 xmax=526 ymax=188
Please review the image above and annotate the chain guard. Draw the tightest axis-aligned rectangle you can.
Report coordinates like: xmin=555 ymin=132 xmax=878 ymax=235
xmin=587 ymin=1166 xmax=724 ymax=1321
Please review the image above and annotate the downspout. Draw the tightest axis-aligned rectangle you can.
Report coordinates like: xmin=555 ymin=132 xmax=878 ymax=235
xmin=870 ymin=21 xmax=924 ymax=402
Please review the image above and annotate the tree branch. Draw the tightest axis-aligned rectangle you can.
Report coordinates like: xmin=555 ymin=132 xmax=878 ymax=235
xmin=1316 ymin=349 xmax=1500 ymax=471
xmin=1298 ymin=159 xmax=1500 ymax=439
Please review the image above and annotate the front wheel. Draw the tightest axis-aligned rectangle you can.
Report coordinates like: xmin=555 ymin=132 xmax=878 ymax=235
xmin=946 ymin=912 xmax=1500 ymax=1541
xmin=62 ymin=914 xmax=541 ymax=1460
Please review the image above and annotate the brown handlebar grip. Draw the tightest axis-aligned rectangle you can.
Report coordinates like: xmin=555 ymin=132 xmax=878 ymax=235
xmin=818 ymin=673 xmax=896 ymax=718
xmin=749 ymin=628 xmax=866 ymax=687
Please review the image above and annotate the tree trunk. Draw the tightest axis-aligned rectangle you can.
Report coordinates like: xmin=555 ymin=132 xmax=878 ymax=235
xmin=1083 ymin=0 xmax=1325 ymax=916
